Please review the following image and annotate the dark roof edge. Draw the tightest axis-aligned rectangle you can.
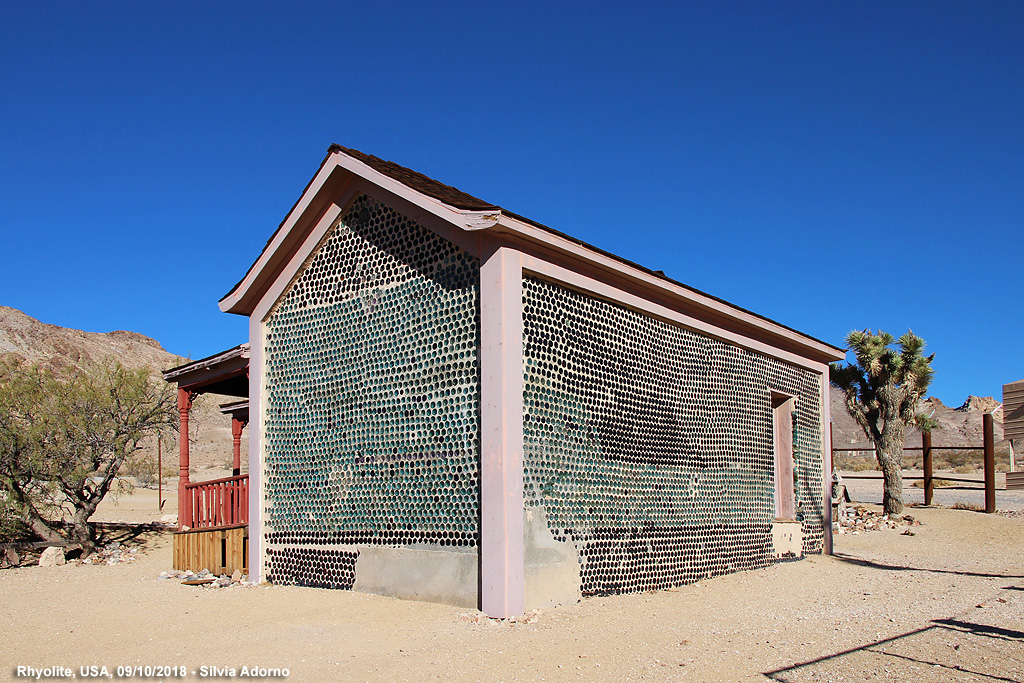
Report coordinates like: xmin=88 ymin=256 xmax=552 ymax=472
xmin=219 ymin=148 xmax=340 ymax=304
xmin=163 ymin=344 xmax=248 ymax=379
xmin=328 ymin=145 xmax=500 ymax=211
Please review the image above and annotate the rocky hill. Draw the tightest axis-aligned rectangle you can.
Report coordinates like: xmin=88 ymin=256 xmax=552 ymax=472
xmin=0 ymin=305 xmax=244 ymax=478
xmin=830 ymin=387 xmax=1005 ymax=451
xmin=0 ymin=305 xmax=178 ymax=372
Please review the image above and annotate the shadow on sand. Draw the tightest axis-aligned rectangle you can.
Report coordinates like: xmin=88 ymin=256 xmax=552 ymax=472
xmin=832 ymin=552 xmax=1024 ymax=580
xmin=764 ymin=584 xmax=1024 ymax=682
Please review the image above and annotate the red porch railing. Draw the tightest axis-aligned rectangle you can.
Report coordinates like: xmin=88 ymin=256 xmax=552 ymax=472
xmin=183 ymin=474 xmax=249 ymax=529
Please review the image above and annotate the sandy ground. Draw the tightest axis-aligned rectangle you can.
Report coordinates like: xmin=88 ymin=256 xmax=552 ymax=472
xmin=2 ymin=491 xmax=1022 ymax=683
xmin=93 ymin=484 xmax=180 ymax=524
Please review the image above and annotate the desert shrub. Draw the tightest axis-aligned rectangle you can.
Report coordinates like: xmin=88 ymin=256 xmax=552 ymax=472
xmin=939 ymin=449 xmax=981 ymax=470
xmin=0 ymin=494 xmax=30 ymax=542
xmin=121 ymin=452 xmax=177 ymax=488
xmin=911 ymin=478 xmax=956 ymax=488
xmin=833 ymin=453 xmax=878 ymax=472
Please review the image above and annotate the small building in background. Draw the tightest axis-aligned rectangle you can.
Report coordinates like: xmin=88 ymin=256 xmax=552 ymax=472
xmin=207 ymin=145 xmax=843 ymax=617
xmin=1004 ymin=379 xmax=1023 ymax=487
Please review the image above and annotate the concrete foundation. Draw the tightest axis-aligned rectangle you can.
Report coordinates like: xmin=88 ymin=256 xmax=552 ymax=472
xmin=771 ymin=520 xmax=804 ymax=558
xmin=523 ymin=507 xmax=582 ymax=610
xmin=352 ymin=546 xmax=479 ymax=608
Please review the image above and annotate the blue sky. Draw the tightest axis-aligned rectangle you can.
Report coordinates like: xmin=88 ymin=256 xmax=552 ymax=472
xmin=1 ymin=2 xmax=1021 ymax=405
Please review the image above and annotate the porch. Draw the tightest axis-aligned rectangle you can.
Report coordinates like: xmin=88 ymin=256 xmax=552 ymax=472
xmin=162 ymin=345 xmax=250 ymax=575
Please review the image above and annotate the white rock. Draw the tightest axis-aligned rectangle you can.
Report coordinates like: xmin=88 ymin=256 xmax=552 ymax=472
xmin=38 ymin=547 xmax=66 ymax=567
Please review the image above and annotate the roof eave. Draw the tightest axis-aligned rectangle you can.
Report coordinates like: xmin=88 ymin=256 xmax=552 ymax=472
xmin=162 ymin=343 xmax=250 ymax=382
xmin=217 ymin=145 xmax=842 ymax=365
xmin=219 ymin=150 xmax=500 ymax=316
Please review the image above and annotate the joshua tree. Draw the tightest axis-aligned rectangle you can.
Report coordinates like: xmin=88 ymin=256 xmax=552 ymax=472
xmin=830 ymin=330 xmax=936 ymax=515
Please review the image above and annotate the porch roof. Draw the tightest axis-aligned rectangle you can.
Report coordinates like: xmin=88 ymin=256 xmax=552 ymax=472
xmin=162 ymin=344 xmax=249 ymax=397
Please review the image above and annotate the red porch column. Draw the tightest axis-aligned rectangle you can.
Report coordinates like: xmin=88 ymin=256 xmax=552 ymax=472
xmin=231 ymin=417 xmax=246 ymax=477
xmin=177 ymin=388 xmax=193 ymax=529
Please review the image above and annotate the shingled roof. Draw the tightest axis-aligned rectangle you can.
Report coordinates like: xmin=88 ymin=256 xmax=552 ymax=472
xmin=328 ymin=145 xmax=499 ymax=212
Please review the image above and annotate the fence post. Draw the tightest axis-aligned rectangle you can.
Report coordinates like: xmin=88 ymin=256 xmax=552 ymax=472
xmin=922 ymin=430 xmax=933 ymax=506
xmin=158 ymin=436 xmax=162 ymax=512
xmin=984 ymin=412 xmax=996 ymax=513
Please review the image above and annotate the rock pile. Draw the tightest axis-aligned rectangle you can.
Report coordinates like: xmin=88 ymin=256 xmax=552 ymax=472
xmin=458 ymin=609 xmax=542 ymax=626
xmin=2 ymin=548 xmax=20 ymax=568
xmin=159 ymin=568 xmax=253 ymax=588
xmin=78 ymin=542 xmax=139 ymax=565
xmin=835 ymin=505 xmax=923 ymax=535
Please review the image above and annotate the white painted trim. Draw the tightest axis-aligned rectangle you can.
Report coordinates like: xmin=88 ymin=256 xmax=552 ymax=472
xmin=252 ymin=177 xmax=485 ymax=323
xmin=222 ymin=152 xmax=497 ymax=314
xmin=479 ymin=240 xmax=525 ymax=618
xmin=770 ymin=388 xmax=799 ymax=402
xmin=331 ymin=152 xmax=500 ymax=232
xmin=497 ymin=213 xmax=842 ymax=364
xmin=246 ymin=178 xmax=497 ymax=580
xmin=254 ymin=201 xmax=347 ymax=323
xmin=221 ymin=161 xmax=343 ymax=314
xmin=820 ymin=373 xmax=834 ymax=555
xmin=356 ymin=178 xmax=483 ymax=258
xmin=772 ymin=396 xmax=796 ymax=520
xmin=222 ymin=150 xmax=841 ymax=368
xmin=521 ymin=253 xmax=829 ymax=373
xmin=247 ymin=314 xmax=265 ymax=582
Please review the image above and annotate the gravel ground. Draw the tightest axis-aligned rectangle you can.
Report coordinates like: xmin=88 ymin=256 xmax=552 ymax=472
xmin=2 ymin=492 xmax=1022 ymax=683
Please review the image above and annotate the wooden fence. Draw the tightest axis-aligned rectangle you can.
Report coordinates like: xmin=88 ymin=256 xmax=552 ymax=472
xmin=833 ymin=413 xmax=999 ymax=513
xmin=173 ymin=524 xmax=248 ymax=575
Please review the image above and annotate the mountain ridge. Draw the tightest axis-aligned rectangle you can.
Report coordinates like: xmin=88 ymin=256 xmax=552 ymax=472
xmin=0 ymin=305 xmax=178 ymax=372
